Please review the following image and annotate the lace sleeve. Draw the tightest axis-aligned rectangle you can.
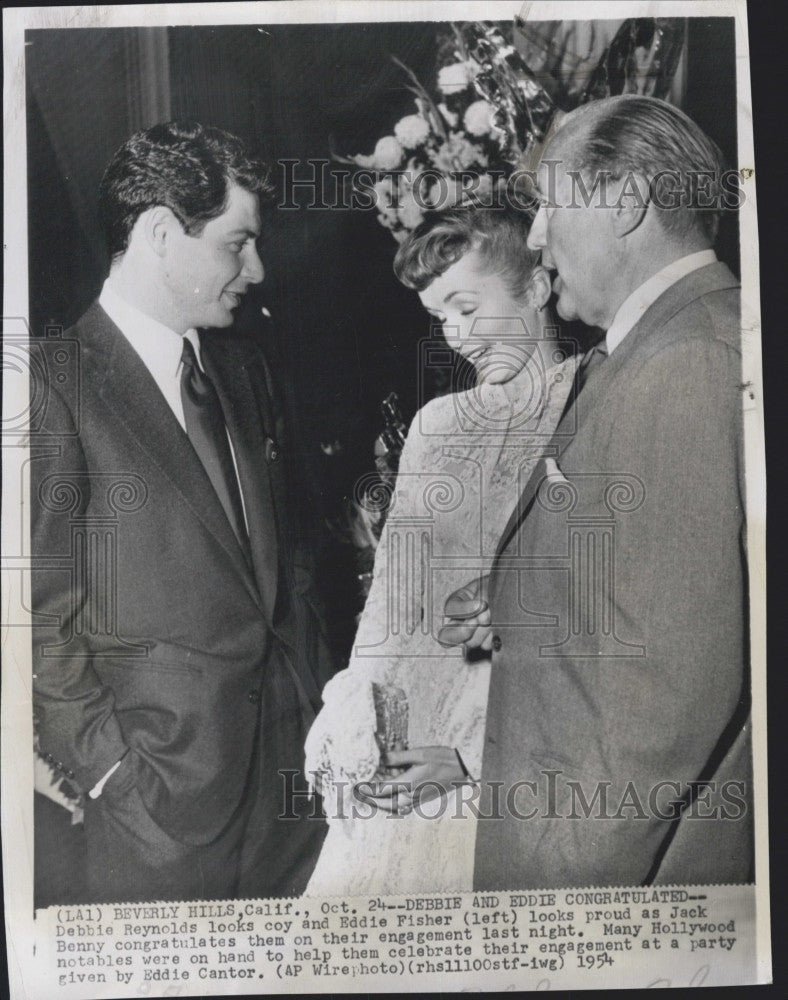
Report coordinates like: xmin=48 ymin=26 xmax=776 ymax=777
xmin=304 ymin=408 xmax=437 ymax=794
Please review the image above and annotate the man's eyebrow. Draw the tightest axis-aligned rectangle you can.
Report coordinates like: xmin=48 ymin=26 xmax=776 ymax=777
xmin=227 ymin=227 xmax=260 ymax=238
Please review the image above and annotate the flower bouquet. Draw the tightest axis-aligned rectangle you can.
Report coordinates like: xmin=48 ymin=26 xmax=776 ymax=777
xmin=336 ymin=19 xmax=686 ymax=243
xmin=335 ymin=23 xmax=548 ymax=242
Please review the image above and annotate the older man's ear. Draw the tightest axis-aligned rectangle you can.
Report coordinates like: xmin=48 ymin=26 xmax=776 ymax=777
xmin=612 ymin=172 xmax=651 ymax=238
xmin=526 ymin=265 xmax=553 ymax=313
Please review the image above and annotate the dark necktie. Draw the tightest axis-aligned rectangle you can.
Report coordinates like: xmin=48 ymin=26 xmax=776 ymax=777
xmin=180 ymin=336 xmax=250 ymax=559
xmin=576 ymin=339 xmax=609 ymax=393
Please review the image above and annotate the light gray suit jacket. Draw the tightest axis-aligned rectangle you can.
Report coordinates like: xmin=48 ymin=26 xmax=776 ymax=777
xmin=474 ymin=261 xmax=752 ymax=889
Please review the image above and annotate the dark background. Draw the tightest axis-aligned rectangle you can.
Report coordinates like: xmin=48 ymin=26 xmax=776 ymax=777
xmin=8 ymin=8 xmax=786 ymax=997
xmin=26 ymin=19 xmax=738 ymax=524
xmin=24 ymin=17 xmax=748 ymax=913
xmin=27 ymin=24 xmax=442 ymax=498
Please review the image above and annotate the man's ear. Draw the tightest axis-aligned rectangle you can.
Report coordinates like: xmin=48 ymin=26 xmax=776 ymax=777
xmin=526 ymin=265 xmax=553 ymax=311
xmin=612 ymin=173 xmax=650 ymax=238
xmin=141 ymin=206 xmax=180 ymax=258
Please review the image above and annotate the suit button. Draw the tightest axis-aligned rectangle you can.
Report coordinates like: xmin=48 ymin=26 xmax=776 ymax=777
xmin=492 ymin=635 xmax=502 ymax=652
xmin=248 ymin=690 xmax=260 ymax=704
xmin=66 ymin=769 xmax=75 ymax=779
xmin=55 ymin=761 xmax=64 ymax=771
xmin=45 ymin=753 xmax=54 ymax=764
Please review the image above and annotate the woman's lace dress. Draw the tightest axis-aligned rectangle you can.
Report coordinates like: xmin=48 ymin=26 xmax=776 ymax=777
xmin=304 ymin=355 xmax=577 ymax=896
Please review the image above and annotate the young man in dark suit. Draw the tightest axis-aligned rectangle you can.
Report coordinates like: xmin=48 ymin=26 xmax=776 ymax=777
xmin=31 ymin=121 xmax=333 ymax=903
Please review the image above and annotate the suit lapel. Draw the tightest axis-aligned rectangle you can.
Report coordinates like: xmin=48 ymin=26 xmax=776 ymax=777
xmin=81 ymin=304 xmax=262 ymax=608
xmin=494 ymin=261 xmax=741 ymax=558
xmin=202 ymin=335 xmax=280 ymax=625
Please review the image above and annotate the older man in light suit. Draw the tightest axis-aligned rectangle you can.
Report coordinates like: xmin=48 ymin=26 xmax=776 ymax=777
xmin=31 ymin=122 xmax=333 ymax=903
xmin=441 ymin=95 xmax=752 ymax=888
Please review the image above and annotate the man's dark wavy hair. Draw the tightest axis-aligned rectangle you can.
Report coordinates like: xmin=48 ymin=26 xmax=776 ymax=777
xmin=98 ymin=121 xmax=273 ymax=259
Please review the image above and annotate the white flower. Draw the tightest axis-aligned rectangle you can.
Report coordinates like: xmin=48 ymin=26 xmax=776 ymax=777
xmin=394 ymin=114 xmax=430 ymax=150
xmin=429 ymin=173 xmax=496 ymax=211
xmin=438 ymin=102 xmax=459 ymax=128
xmin=356 ymin=135 xmax=404 ymax=171
xmin=437 ymin=61 xmax=477 ymax=95
xmin=372 ymin=177 xmax=396 ymax=209
xmin=463 ymin=99 xmax=496 ymax=137
xmin=377 ymin=206 xmax=400 ymax=230
xmin=472 ymin=173 xmax=496 ymax=201
xmin=371 ymin=135 xmax=404 ymax=170
xmin=397 ymin=188 xmax=425 ymax=230
xmin=407 ymin=170 xmax=434 ymax=207
xmin=430 ymin=132 xmax=488 ymax=173
xmin=440 ymin=173 xmax=500 ymax=208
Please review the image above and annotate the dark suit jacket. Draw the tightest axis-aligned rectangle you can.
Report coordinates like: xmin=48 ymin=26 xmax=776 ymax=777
xmin=31 ymin=303 xmax=333 ymax=846
xmin=474 ymin=261 xmax=752 ymax=889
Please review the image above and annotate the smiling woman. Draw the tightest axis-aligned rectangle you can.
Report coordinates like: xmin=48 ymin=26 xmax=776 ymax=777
xmin=303 ymin=203 xmax=579 ymax=896
xmin=394 ymin=205 xmax=557 ymax=396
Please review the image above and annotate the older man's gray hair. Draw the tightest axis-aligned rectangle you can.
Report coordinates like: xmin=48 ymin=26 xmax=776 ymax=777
xmin=555 ymin=94 xmax=729 ymax=242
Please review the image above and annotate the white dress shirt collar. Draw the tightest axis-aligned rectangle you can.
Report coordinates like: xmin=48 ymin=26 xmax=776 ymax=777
xmin=605 ymin=249 xmax=718 ymax=355
xmin=98 ymin=279 xmax=203 ymax=375
xmin=98 ymin=278 xmax=248 ymax=528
